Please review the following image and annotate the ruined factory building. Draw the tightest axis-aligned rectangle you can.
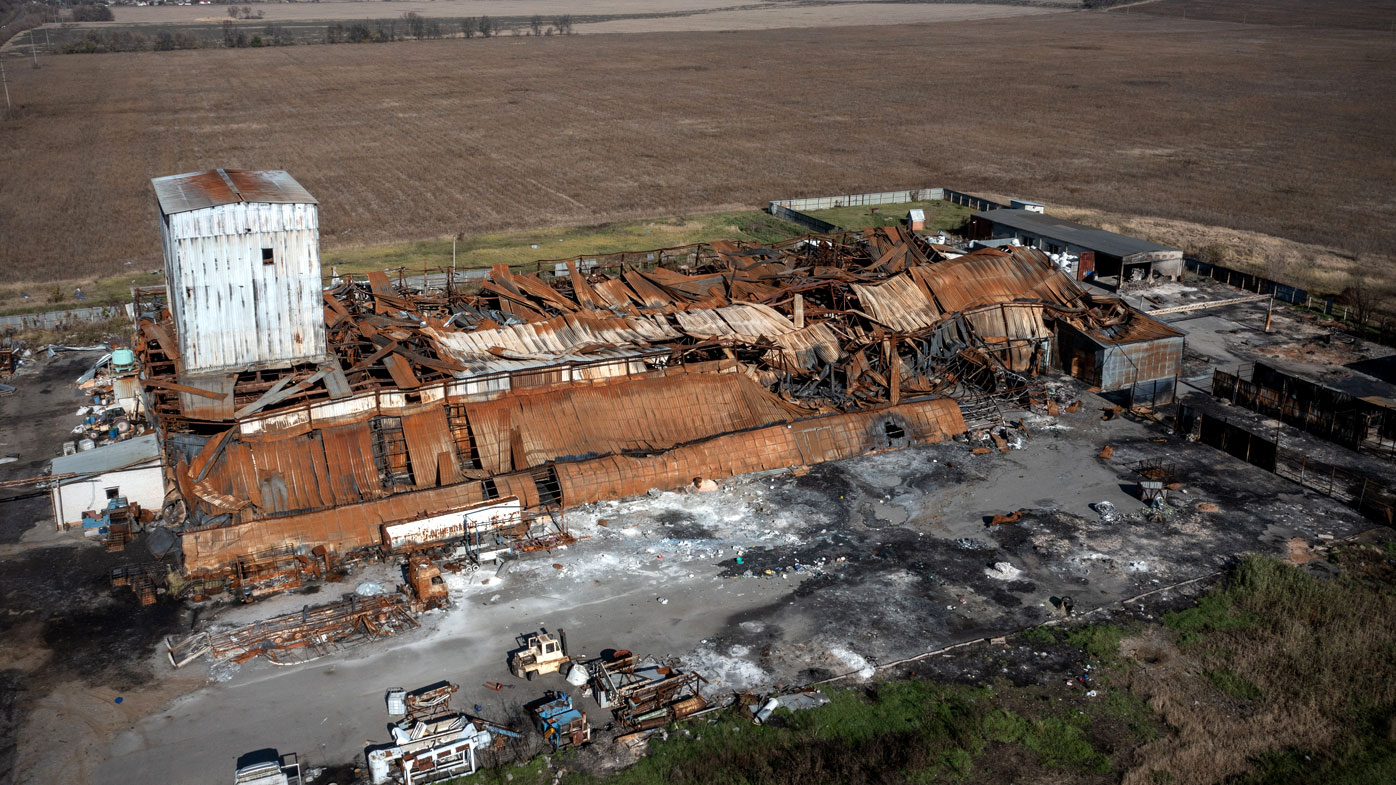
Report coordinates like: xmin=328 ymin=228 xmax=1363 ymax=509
xmin=134 ymin=170 xmax=1183 ymax=578
xmin=969 ymin=208 xmax=1184 ymax=282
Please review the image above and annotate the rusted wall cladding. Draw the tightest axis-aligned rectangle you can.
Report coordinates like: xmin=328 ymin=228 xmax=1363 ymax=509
xmin=1053 ymin=322 xmax=1182 ymax=392
xmin=556 ymin=397 xmax=965 ymax=506
xmin=180 ymin=395 xmax=965 ymax=570
xmin=181 ymin=479 xmax=489 ymax=571
xmin=189 ymin=372 xmax=809 ymax=521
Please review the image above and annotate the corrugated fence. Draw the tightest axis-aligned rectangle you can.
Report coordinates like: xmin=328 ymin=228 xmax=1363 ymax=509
xmin=0 ymin=305 xmax=126 ymax=331
xmin=769 ymin=187 xmax=1006 ymax=235
xmin=1185 ymin=259 xmax=1310 ymax=306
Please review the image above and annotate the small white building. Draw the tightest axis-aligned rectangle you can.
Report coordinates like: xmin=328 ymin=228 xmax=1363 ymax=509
xmin=152 ymin=169 xmax=325 ymax=375
xmin=906 ymin=209 xmax=926 ymax=231
xmin=50 ymin=434 xmax=164 ymax=528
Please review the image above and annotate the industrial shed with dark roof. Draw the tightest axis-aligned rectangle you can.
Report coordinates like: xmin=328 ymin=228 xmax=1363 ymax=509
xmin=970 ymin=208 xmax=1184 ymax=283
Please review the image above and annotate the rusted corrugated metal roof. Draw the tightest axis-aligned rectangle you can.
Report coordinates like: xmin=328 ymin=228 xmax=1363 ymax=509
xmin=424 ymin=313 xmax=679 ymax=378
xmin=153 ymin=169 xmax=317 ymax=215
xmin=465 ymin=372 xmax=808 ymax=472
xmin=851 ymin=274 xmax=943 ymax=333
xmin=1088 ymin=311 xmax=1184 ymax=344
xmin=766 ymin=323 xmax=843 ymax=370
xmin=911 ymin=248 xmax=1081 ymax=313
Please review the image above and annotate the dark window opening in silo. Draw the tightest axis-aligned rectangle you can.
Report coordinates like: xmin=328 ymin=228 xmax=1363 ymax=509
xmin=261 ymin=247 xmax=275 ymax=265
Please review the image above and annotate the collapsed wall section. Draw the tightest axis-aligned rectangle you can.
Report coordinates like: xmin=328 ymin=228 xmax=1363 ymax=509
xmin=178 ymin=378 xmax=964 ymax=571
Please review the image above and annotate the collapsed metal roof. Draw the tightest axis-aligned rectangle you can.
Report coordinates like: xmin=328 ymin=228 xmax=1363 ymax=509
xmin=134 ymin=225 xmax=1183 ymax=574
xmin=152 ymin=169 xmax=318 ymax=216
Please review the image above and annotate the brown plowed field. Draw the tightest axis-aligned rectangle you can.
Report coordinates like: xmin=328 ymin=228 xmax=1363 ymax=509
xmin=0 ymin=10 xmax=1393 ymax=281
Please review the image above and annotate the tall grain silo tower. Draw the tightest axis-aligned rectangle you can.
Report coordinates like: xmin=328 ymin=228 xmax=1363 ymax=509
xmin=152 ymin=169 xmax=325 ymax=375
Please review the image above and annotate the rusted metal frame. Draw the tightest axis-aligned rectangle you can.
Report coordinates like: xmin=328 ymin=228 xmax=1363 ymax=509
xmin=142 ymin=377 xmax=227 ymax=400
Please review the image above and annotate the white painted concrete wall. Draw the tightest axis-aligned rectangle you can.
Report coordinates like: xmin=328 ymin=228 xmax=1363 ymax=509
xmin=51 ymin=463 xmax=165 ymax=527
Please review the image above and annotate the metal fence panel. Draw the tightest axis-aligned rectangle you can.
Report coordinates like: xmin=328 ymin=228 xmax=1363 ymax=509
xmin=0 ymin=305 xmax=126 ymax=331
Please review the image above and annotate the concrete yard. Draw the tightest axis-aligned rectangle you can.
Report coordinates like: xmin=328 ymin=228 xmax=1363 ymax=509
xmin=3 ymin=275 xmax=1395 ymax=785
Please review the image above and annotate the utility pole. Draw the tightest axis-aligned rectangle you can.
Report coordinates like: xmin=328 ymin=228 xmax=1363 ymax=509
xmin=1 ymin=56 xmax=11 ymax=113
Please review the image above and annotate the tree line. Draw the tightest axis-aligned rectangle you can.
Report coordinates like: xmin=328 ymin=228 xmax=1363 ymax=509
xmin=57 ymin=13 xmax=577 ymax=54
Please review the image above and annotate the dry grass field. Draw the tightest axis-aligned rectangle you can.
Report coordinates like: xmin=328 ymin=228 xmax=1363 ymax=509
xmin=106 ymin=0 xmax=1073 ymax=25
xmin=1128 ymin=0 xmax=1396 ymax=31
xmin=0 ymin=10 xmax=1393 ymax=289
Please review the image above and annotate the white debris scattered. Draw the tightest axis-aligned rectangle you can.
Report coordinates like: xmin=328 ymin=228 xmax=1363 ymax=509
xmin=354 ymin=581 xmax=386 ymax=597
xmin=1092 ymin=501 xmax=1118 ymax=522
xmin=684 ymin=642 xmax=770 ymax=691
xmin=828 ymin=645 xmax=876 ymax=680
xmin=985 ymin=561 xmax=1023 ymax=581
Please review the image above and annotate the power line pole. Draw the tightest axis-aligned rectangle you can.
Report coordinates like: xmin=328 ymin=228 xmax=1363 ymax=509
xmin=1 ymin=56 xmax=11 ymax=113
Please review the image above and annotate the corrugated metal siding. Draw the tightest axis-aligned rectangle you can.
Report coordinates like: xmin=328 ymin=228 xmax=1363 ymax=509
xmin=162 ymin=202 xmax=325 ymax=374
xmin=181 ymin=479 xmax=489 ymax=571
xmin=401 ymin=407 xmax=461 ymax=488
xmin=910 ymin=251 xmax=1080 ymax=314
xmin=556 ymin=397 xmax=965 ymax=506
xmin=963 ymin=304 xmax=1051 ymax=372
xmin=766 ymin=323 xmax=843 ymax=371
xmin=464 ymin=373 xmax=805 ymax=472
xmin=320 ymin=422 xmax=383 ymax=502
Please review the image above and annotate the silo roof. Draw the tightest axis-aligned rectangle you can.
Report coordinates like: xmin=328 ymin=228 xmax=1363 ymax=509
xmin=152 ymin=169 xmax=317 ymax=215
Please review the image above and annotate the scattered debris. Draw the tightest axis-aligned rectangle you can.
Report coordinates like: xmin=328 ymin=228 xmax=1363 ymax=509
xmin=590 ymin=650 xmax=710 ymax=729
xmin=1091 ymin=501 xmax=1118 ymax=523
xmin=1136 ymin=459 xmax=1178 ymax=504
xmin=166 ymin=594 xmax=421 ymax=668
xmin=985 ymin=561 xmax=1024 ymax=581
xmin=750 ymin=689 xmax=831 ymax=724
xmin=367 ymin=710 xmax=518 ymax=785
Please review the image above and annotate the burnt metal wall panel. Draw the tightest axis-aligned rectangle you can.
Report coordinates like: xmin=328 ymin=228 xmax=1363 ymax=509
xmin=555 ymin=397 xmax=964 ymax=507
xmin=1100 ymin=336 xmax=1183 ymax=392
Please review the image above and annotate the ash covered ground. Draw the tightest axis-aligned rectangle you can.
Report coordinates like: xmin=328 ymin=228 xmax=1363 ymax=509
xmin=93 ymin=389 xmax=1371 ymax=785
